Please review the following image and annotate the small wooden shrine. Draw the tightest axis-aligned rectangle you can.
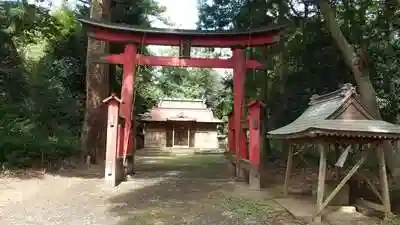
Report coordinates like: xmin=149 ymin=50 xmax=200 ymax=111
xmin=140 ymin=98 xmax=222 ymax=150
xmin=268 ymin=83 xmax=400 ymax=222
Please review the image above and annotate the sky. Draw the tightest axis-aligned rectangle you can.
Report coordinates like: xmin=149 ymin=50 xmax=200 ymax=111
xmin=152 ymin=0 xmax=199 ymax=29
xmin=27 ymin=0 xmax=199 ymax=30
xmin=27 ymin=0 xmax=227 ymax=73
xmin=148 ymin=0 xmax=199 ymax=56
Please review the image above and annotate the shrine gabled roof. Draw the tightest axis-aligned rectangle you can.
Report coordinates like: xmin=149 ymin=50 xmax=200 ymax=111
xmin=267 ymin=83 xmax=400 ymax=140
xmin=78 ymin=18 xmax=285 ymax=37
xmin=140 ymin=98 xmax=222 ymax=123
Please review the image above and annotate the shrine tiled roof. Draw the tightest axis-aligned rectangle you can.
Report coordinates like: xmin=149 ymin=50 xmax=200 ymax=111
xmin=140 ymin=98 xmax=222 ymax=123
xmin=268 ymin=83 xmax=400 ymax=140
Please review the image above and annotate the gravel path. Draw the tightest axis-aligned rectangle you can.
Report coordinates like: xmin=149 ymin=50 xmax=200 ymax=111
xmin=0 ymin=153 xmax=305 ymax=225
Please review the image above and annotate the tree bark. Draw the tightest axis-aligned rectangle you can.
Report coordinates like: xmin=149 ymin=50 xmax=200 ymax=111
xmin=81 ymin=0 xmax=110 ymax=165
xmin=317 ymin=0 xmax=400 ymax=177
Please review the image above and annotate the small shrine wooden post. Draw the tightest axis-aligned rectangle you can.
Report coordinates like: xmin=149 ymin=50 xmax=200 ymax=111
xmin=103 ymin=94 xmax=123 ymax=187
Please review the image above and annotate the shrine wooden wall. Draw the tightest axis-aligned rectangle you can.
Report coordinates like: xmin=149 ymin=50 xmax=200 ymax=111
xmin=142 ymin=122 xmax=219 ymax=150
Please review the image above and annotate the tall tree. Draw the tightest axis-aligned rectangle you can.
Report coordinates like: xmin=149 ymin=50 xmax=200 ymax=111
xmin=80 ymin=0 xmax=111 ymax=164
xmin=316 ymin=0 xmax=400 ymax=178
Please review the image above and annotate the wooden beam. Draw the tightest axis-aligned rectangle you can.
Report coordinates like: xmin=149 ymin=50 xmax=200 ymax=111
xmin=87 ymin=53 xmax=125 ymax=64
xmin=136 ymin=55 xmax=264 ymax=69
xmin=314 ymin=150 xmax=370 ymax=219
xmin=89 ymin=27 xmax=280 ymax=47
xmin=315 ymin=142 xmax=327 ymax=223
xmin=356 ymin=198 xmax=385 ymax=212
xmin=359 ymin=173 xmax=383 ymax=203
xmin=88 ymin=53 xmax=265 ymax=69
xmin=376 ymin=145 xmax=392 ymax=219
xmin=283 ymin=142 xmax=293 ymax=196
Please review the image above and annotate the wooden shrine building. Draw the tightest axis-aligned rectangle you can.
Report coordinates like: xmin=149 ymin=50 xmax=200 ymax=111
xmin=268 ymin=83 xmax=400 ymax=222
xmin=140 ymin=98 xmax=222 ymax=151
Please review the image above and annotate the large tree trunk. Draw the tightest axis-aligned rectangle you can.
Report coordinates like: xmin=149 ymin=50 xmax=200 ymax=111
xmin=317 ymin=0 xmax=400 ymax=178
xmin=81 ymin=0 xmax=110 ymax=165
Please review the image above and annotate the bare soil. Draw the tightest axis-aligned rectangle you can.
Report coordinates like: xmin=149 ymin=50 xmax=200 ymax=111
xmin=0 ymin=153 xmax=305 ymax=225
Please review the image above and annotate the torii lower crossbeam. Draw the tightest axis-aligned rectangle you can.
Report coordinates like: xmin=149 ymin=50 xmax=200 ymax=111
xmin=89 ymin=53 xmax=265 ymax=69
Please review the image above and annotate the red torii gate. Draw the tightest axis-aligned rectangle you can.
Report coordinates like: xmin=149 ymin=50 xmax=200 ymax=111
xmin=79 ymin=19 xmax=284 ymax=186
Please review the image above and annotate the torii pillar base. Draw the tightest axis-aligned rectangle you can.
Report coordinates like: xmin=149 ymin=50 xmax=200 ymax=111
xmin=248 ymin=167 xmax=261 ymax=189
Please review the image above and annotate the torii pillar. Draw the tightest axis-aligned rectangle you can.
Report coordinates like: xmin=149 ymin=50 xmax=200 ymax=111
xmin=232 ymin=48 xmax=248 ymax=178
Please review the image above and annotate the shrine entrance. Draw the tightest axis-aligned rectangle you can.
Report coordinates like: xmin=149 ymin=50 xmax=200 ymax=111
xmin=79 ymin=18 xmax=284 ymax=187
xmin=173 ymin=123 xmax=190 ymax=147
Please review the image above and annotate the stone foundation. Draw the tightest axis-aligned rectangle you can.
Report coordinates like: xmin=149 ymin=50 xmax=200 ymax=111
xmin=248 ymin=167 xmax=261 ymax=189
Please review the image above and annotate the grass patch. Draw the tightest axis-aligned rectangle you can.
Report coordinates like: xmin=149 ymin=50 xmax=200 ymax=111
xmin=219 ymin=194 xmax=275 ymax=222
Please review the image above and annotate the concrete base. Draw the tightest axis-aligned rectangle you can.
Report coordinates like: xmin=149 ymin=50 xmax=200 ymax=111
xmin=228 ymin=162 xmax=236 ymax=177
xmin=276 ymin=195 xmax=381 ymax=225
xmin=237 ymin=166 xmax=249 ymax=183
xmin=126 ymin=154 xmax=135 ymax=175
xmin=249 ymin=167 xmax=261 ymax=189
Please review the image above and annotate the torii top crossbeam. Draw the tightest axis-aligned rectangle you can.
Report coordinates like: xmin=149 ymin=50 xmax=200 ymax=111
xmin=78 ymin=18 xmax=284 ymax=47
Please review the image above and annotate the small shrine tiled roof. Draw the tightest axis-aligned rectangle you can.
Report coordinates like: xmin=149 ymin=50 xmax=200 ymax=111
xmin=140 ymin=98 xmax=222 ymax=123
xmin=268 ymin=83 xmax=400 ymax=140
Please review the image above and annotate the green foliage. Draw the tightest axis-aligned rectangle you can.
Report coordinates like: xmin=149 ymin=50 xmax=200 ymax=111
xmin=0 ymin=0 xmax=167 ymax=168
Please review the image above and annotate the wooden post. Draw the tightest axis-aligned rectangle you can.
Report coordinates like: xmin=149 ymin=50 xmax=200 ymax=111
xmin=187 ymin=126 xmax=190 ymax=148
xmin=232 ymin=48 xmax=246 ymax=177
xmin=120 ymin=44 xmax=137 ymax=175
xmin=283 ymin=142 xmax=293 ymax=196
xmin=247 ymin=100 xmax=263 ymax=189
xmin=228 ymin=112 xmax=235 ymax=153
xmin=315 ymin=142 xmax=327 ymax=223
xmin=103 ymin=94 xmax=122 ymax=187
xmin=172 ymin=124 xmax=175 ymax=147
xmin=315 ymin=150 xmax=369 ymax=218
xmin=376 ymin=144 xmax=391 ymax=219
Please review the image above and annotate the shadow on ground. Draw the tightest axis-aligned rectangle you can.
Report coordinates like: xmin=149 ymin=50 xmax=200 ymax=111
xmin=107 ymin=154 xmax=241 ymax=225
xmin=106 ymin=153 xmax=307 ymax=225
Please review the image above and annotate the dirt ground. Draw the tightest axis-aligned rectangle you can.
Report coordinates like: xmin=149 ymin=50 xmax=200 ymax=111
xmin=0 ymin=153 xmax=306 ymax=225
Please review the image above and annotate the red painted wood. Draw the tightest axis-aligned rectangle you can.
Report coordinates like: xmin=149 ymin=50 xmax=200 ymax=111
xmin=100 ymin=53 xmax=264 ymax=69
xmin=232 ymin=48 xmax=247 ymax=160
xmin=248 ymin=100 xmax=262 ymax=168
xmin=123 ymin=120 xmax=132 ymax=156
xmin=228 ymin=112 xmax=235 ymax=153
xmin=103 ymin=53 xmax=125 ymax=64
xmin=117 ymin=125 xmax=124 ymax=157
xmin=136 ymin=55 xmax=264 ymax=69
xmin=119 ymin=44 xmax=137 ymax=157
xmin=90 ymin=27 xmax=279 ymax=47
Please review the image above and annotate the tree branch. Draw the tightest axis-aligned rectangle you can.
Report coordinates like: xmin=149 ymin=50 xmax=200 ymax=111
xmin=317 ymin=0 xmax=355 ymax=69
